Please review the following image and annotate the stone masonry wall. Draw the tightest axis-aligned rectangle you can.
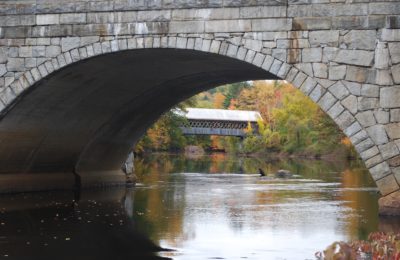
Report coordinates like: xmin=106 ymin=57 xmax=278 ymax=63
xmin=0 ymin=1 xmax=400 ymax=213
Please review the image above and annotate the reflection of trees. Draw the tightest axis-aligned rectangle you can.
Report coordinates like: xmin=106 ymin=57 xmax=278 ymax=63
xmin=337 ymin=168 xmax=379 ymax=240
xmin=133 ymin=153 xmax=393 ymax=249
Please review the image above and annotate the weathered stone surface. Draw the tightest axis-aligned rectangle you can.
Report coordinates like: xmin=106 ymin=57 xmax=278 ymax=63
xmin=358 ymin=97 xmax=379 ymax=111
xmin=375 ymin=110 xmax=390 ymax=124
xmin=370 ymin=162 xmax=391 ymax=181
xmin=380 ymin=87 xmax=400 ymax=109
xmin=61 ymin=37 xmax=80 ymax=52
xmin=309 ymin=31 xmax=339 ymax=47
xmin=6 ymin=58 xmax=25 ymax=72
xmin=329 ymin=81 xmax=349 ymax=100
xmin=385 ymin=123 xmax=400 ymax=139
xmin=379 ymin=190 xmax=400 ymax=216
xmin=389 ymin=43 xmax=400 ymax=64
xmin=375 ymin=42 xmax=390 ymax=69
xmin=37 ymin=14 xmax=59 ymax=25
xmin=342 ymin=30 xmax=376 ymax=50
xmin=333 ymin=50 xmax=374 ymax=66
xmin=302 ymin=48 xmax=322 ymax=63
xmin=390 ymin=109 xmax=400 ymax=123
xmin=366 ymin=125 xmax=389 ymax=145
xmin=341 ymin=95 xmax=358 ymax=115
xmin=392 ymin=64 xmax=400 ymax=84
xmin=379 ymin=142 xmax=400 ymax=160
xmin=328 ymin=65 xmax=346 ymax=80
xmin=356 ymin=110 xmax=376 ymax=127
xmin=335 ymin=110 xmax=355 ymax=130
xmin=313 ymin=63 xmax=327 ymax=78
xmin=361 ymin=84 xmax=379 ymax=98
xmin=388 ymin=156 xmax=400 ymax=167
xmin=318 ymin=91 xmax=336 ymax=111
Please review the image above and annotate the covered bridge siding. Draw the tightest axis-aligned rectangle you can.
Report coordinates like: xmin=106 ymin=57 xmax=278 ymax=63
xmin=179 ymin=108 xmax=262 ymax=137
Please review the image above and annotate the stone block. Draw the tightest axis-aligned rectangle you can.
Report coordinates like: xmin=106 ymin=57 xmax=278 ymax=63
xmin=115 ymin=11 xmax=137 ymax=23
xmin=270 ymin=59 xmax=283 ymax=75
xmin=365 ymin=154 xmax=383 ymax=168
xmin=344 ymin=121 xmax=362 ymax=137
xmin=385 ymin=123 xmax=400 ymax=139
xmin=36 ymin=14 xmax=59 ymax=25
xmin=0 ymin=48 xmax=7 ymax=64
xmin=360 ymin=146 xmax=380 ymax=161
xmin=361 ymin=84 xmax=379 ymax=98
xmin=367 ymin=125 xmax=389 ymax=145
xmin=313 ymin=63 xmax=327 ymax=78
xmin=375 ymin=110 xmax=390 ymax=124
xmin=287 ymin=49 xmax=301 ymax=64
xmin=327 ymin=101 xmax=344 ymax=119
xmin=389 ymin=43 xmax=400 ymax=64
xmin=335 ymin=110 xmax=355 ymax=130
xmin=309 ymin=31 xmax=339 ymax=47
xmin=379 ymin=142 xmax=399 ymax=160
xmin=271 ymin=49 xmax=287 ymax=61
xmin=369 ymin=3 xmax=400 ymax=15
xmin=295 ymin=63 xmax=313 ymax=76
xmin=302 ymin=48 xmax=322 ymax=63
xmin=205 ymin=20 xmax=251 ymax=32
xmin=261 ymin=55 xmax=274 ymax=71
xmin=378 ymin=190 xmax=400 ymax=216
xmin=376 ymin=174 xmax=399 ymax=197
xmin=292 ymin=72 xmax=307 ymax=88
xmin=390 ymin=109 xmax=400 ymax=122
xmin=300 ymin=77 xmax=317 ymax=95
xmin=328 ymin=65 xmax=346 ymax=80
xmin=345 ymin=66 xmax=368 ymax=83
xmin=329 ymin=81 xmax=349 ymax=100
xmin=170 ymin=21 xmax=204 ymax=33
xmin=61 ymin=37 xmax=80 ymax=52
xmin=293 ymin=17 xmax=331 ymax=30
xmin=342 ymin=30 xmax=376 ymax=51
xmin=60 ymin=13 xmax=86 ymax=24
xmin=19 ymin=46 xmax=32 ymax=58
xmin=370 ymin=161 xmax=392 ymax=181
xmin=6 ymin=58 xmax=25 ymax=72
xmin=318 ymin=91 xmax=336 ymax=111
xmin=0 ymin=64 xmax=6 ymax=77
xmin=45 ymin=46 xmax=61 ymax=58
xmin=355 ymin=137 xmax=375 ymax=154
xmin=392 ymin=64 xmax=400 ymax=84
xmin=251 ymin=19 xmax=292 ymax=32
xmin=375 ymin=42 xmax=390 ymax=69
xmin=333 ymin=50 xmax=374 ymax=66
xmin=374 ymin=70 xmax=393 ymax=86
xmin=87 ymin=13 xmax=114 ymax=24
xmin=341 ymin=95 xmax=358 ymax=115
xmin=240 ymin=6 xmax=286 ymax=18
xmin=253 ymin=53 xmax=266 ymax=68
xmin=343 ymin=81 xmax=361 ymax=96
xmin=388 ymin=156 xmax=400 ymax=167
xmin=380 ymin=87 xmax=400 ymax=109
xmin=358 ymin=97 xmax=379 ymax=111
xmin=309 ymin=84 xmax=326 ymax=102
xmin=350 ymin=129 xmax=368 ymax=145
xmin=138 ymin=10 xmax=171 ymax=21
xmin=172 ymin=8 xmax=239 ymax=21
xmin=381 ymin=29 xmax=400 ymax=41
xmin=356 ymin=110 xmax=376 ymax=127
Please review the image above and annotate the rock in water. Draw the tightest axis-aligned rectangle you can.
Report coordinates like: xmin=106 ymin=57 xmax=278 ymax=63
xmin=275 ymin=169 xmax=293 ymax=178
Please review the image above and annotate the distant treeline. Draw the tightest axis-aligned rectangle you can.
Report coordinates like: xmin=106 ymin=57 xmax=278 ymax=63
xmin=135 ymin=80 xmax=355 ymax=158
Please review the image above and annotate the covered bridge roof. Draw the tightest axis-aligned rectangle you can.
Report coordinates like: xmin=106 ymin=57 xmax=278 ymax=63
xmin=182 ymin=108 xmax=262 ymax=122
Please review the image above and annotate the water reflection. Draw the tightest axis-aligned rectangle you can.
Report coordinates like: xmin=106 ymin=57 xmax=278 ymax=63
xmin=0 ymin=153 xmax=399 ymax=259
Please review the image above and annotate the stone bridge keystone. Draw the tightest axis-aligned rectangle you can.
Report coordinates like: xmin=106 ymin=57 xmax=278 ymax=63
xmin=0 ymin=0 xmax=400 ymax=215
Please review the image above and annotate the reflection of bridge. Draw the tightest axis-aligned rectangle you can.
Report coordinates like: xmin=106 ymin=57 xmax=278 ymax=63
xmin=179 ymin=108 xmax=262 ymax=137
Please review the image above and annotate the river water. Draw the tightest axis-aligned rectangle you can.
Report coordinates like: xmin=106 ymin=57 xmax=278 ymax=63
xmin=0 ymin=153 xmax=399 ymax=260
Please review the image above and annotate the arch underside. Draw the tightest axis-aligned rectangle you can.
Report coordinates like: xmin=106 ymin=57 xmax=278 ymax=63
xmin=0 ymin=49 xmax=275 ymax=187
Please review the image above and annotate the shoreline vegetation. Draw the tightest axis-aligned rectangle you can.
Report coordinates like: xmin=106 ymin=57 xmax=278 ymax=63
xmin=135 ymin=80 xmax=357 ymax=160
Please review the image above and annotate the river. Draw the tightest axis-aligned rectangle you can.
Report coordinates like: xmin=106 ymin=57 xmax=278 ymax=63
xmin=0 ymin=153 xmax=399 ymax=259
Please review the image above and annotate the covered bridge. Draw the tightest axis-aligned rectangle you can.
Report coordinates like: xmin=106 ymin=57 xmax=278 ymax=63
xmin=179 ymin=108 xmax=262 ymax=137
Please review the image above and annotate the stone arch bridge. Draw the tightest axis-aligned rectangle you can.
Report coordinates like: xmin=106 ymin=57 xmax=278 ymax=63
xmin=0 ymin=0 xmax=400 ymax=215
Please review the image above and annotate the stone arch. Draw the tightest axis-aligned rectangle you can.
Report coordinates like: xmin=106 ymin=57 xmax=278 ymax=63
xmin=0 ymin=35 xmax=399 ymax=214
